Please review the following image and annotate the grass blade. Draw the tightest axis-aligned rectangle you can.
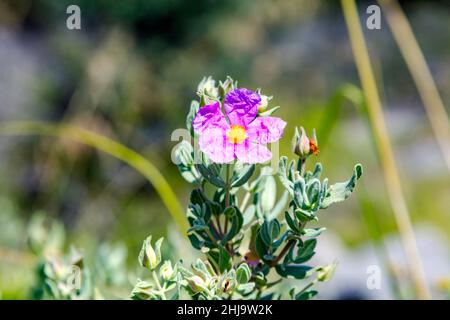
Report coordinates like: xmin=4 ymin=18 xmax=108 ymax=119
xmin=341 ymin=0 xmax=430 ymax=299
xmin=0 ymin=121 xmax=189 ymax=234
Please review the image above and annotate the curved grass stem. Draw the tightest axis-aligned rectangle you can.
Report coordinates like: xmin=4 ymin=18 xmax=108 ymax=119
xmin=0 ymin=121 xmax=189 ymax=234
xmin=379 ymin=0 xmax=450 ymax=174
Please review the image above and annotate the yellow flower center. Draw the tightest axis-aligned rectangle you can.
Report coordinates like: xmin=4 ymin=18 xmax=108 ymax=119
xmin=227 ymin=125 xmax=247 ymax=144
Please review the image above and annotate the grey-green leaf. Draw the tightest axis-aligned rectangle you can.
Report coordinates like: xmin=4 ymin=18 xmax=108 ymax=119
xmin=231 ymin=164 xmax=255 ymax=188
xmin=320 ymin=164 xmax=363 ymax=209
xmin=261 ymin=175 xmax=277 ymax=214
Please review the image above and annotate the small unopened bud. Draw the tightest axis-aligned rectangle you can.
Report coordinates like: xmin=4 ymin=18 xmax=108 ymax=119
xmin=258 ymin=95 xmax=270 ymax=113
xmin=159 ymin=261 xmax=174 ymax=281
xmin=220 ymin=278 xmax=236 ymax=293
xmin=138 ymin=236 xmax=163 ymax=271
xmin=292 ymin=126 xmax=319 ymax=158
xmin=187 ymin=275 xmax=208 ymax=293
xmin=197 ymin=76 xmax=218 ymax=99
xmin=219 ymin=77 xmax=234 ymax=99
xmin=131 ymin=280 xmax=161 ymax=300
xmin=317 ymin=261 xmax=337 ymax=282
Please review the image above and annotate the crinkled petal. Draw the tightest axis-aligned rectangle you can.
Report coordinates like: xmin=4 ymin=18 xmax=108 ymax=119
xmin=246 ymin=116 xmax=287 ymax=144
xmin=235 ymin=140 xmax=272 ymax=164
xmin=198 ymin=127 xmax=236 ymax=163
xmin=224 ymin=88 xmax=260 ymax=126
xmin=192 ymin=101 xmax=229 ymax=135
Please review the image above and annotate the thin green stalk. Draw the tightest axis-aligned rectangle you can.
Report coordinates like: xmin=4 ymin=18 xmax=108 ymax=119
xmin=341 ymin=0 xmax=430 ymax=299
xmin=224 ymin=164 xmax=231 ymax=233
xmin=239 ymin=190 xmax=251 ymax=213
xmin=152 ymin=271 xmax=166 ymax=300
xmin=379 ymin=0 xmax=450 ymax=174
xmin=0 ymin=121 xmax=188 ymax=234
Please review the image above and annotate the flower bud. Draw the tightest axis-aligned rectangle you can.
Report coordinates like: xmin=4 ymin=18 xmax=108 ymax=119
xmin=197 ymin=76 xmax=218 ymax=99
xmin=131 ymin=280 xmax=161 ymax=300
xmin=138 ymin=236 xmax=163 ymax=271
xmin=219 ymin=77 xmax=234 ymax=99
xmin=317 ymin=261 xmax=337 ymax=282
xmin=220 ymin=278 xmax=236 ymax=293
xmin=258 ymin=95 xmax=270 ymax=113
xmin=187 ymin=275 xmax=208 ymax=293
xmin=159 ymin=261 xmax=174 ymax=281
xmin=292 ymin=126 xmax=319 ymax=158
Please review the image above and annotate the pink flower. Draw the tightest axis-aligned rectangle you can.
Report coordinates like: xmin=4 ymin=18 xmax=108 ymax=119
xmin=192 ymin=88 xmax=286 ymax=163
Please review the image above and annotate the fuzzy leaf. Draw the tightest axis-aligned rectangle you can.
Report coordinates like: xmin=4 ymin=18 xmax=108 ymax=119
xmin=231 ymin=164 xmax=255 ymax=187
xmin=236 ymin=263 xmax=251 ymax=284
xmin=321 ymin=164 xmax=363 ymax=208
xmin=195 ymin=164 xmax=226 ymax=188
xmin=275 ymin=264 xmax=312 ymax=279
xmin=294 ymin=239 xmax=316 ymax=263
xmin=302 ymin=227 xmax=326 ymax=238
xmin=261 ymin=175 xmax=277 ymax=214
xmin=296 ymin=290 xmax=318 ymax=300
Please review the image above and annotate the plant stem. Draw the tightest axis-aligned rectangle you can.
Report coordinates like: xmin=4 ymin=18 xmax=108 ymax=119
xmin=215 ymin=215 xmax=224 ymax=237
xmin=225 ymin=164 xmax=231 ymax=208
xmin=152 ymin=271 xmax=166 ymax=300
xmin=297 ymin=279 xmax=318 ymax=296
xmin=341 ymin=0 xmax=430 ymax=299
xmin=379 ymin=0 xmax=450 ymax=173
xmin=269 ymin=239 xmax=295 ymax=267
xmin=299 ymin=158 xmax=306 ymax=176
xmin=224 ymin=164 xmax=231 ymax=234
xmin=0 ymin=121 xmax=189 ymax=234
xmin=239 ymin=191 xmax=251 ymax=213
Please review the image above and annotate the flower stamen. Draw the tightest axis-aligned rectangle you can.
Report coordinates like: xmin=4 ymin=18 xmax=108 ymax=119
xmin=227 ymin=125 xmax=247 ymax=144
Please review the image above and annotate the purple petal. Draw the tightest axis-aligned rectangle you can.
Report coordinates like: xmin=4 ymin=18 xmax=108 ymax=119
xmin=246 ymin=116 xmax=286 ymax=144
xmin=192 ymin=101 xmax=229 ymax=135
xmin=224 ymin=88 xmax=260 ymax=126
xmin=198 ymin=127 xmax=236 ymax=163
xmin=235 ymin=140 xmax=272 ymax=164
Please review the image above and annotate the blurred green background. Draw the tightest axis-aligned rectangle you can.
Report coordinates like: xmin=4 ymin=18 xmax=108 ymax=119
xmin=0 ymin=0 xmax=448 ymax=299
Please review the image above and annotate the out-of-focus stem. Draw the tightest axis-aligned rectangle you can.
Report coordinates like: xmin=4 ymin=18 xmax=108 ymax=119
xmin=0 ymin=121 xmax=189 ymax=234
xmin=340 ymin=0 xmax=431 ymax=299
xmin=379 ymin=0 xmax=450 ymax=174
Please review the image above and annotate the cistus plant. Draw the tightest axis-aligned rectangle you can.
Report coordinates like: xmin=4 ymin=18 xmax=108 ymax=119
xmin=131 ymin=76 xmax=363 ymax=300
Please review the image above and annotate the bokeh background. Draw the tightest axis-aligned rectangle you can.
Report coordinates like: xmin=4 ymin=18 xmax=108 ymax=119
xmin=0 ymin=0 xmax=449 ymax=299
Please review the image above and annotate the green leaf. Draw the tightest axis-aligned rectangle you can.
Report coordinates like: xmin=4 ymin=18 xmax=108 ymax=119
xmin=218 ymin=246 xmax=232 ymax=273
xmin=237 ymin=282 xmax=256 ymax=295
xmin=195 ymin=164 xmax=226 ymax=188
xmin=255 ymin=232 xmax=269 ymax=263
xmin=231 ymin=164 xmax=255 ymax=187
xmin=275 ymin=264 xmax=312 ymax=279
xmin=260 ymin=219 xmax=280 ymax=247
xmin=294 ymin=207 xmax=315 ymax=221
xmin=243 ymin=204 xmax=255 ymax=225
xmin=187 ymin=233 xmax=205 ymax=250
xmin=294 ymin=239 xmax=316 ymax=263
xmin=258 ymin=106 xmax=280 ymax=116
xmin=190 ymin=189 xmax=206 ymax=206
xmin=293 ymin=178 xmax=307 ymax=208
xmin=236 ymin=263 xmax=251 ymax=284
xmin=296 ymin=290 xmax=318 ymax=300
xmin=221 ymin=207 xmax=243 ymax=243
xmin=302 ymin=228 xmax=326 ymax=238
xmin=268 ymin=190 xmax=289 ymax=220
xmin=285 ymin=211 xmax=299 ymax=233
xmin=261 ymin=175 xmax=277 ymax=214
xmin=277 ymin=157 xmax=294 ymax=193
xmin=321 ymin=164 xmax=363 ymax=208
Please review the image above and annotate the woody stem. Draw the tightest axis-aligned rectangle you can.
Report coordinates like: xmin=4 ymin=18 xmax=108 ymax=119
xmin=269 ymin=239 xmax=295 ymax=267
